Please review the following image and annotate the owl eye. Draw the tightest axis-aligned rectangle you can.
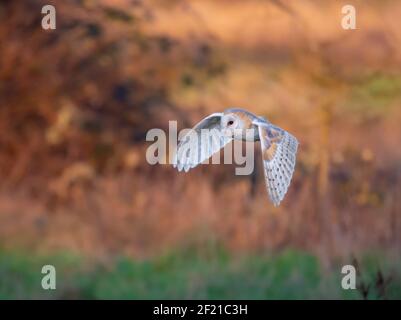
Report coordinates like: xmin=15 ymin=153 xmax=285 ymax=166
xmin=227 ymin=120 xmax=234 ymax=126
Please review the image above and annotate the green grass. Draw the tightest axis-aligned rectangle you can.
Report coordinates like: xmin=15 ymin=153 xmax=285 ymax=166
xmin=0 ymin=247 xmax=400 ymax=299
xmin=347 ymin=73 xmax=401 ymax=118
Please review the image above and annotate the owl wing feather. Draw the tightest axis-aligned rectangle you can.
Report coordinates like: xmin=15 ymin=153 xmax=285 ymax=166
xmin=254 ymin=120 xmax=299 ymax=206
xmin=173 ymin=113 xmax=232 ymax=172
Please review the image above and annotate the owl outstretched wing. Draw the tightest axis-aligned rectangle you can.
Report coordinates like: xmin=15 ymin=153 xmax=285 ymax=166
xmin=173 ymin=113 xmax=233 ymax=172
xmin=254 ymin=120 xmax=299 ymax=206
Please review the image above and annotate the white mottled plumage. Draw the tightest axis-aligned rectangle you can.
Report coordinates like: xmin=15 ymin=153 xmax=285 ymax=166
xmin=173 ymin=108 xmax=299 ymax=206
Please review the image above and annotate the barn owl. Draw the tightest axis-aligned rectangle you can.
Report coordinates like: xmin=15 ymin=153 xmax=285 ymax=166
xmin=173 ymin=108 xmax=299 ymax=206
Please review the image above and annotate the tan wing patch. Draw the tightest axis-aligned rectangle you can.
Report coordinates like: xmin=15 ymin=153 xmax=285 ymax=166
xmin=256 ymin=122 xmax=298 ymax=206
xmin=263 ymin=142 xmax=278 ymax=161
xmin=260 ymin=126 xmax=283 ymax=161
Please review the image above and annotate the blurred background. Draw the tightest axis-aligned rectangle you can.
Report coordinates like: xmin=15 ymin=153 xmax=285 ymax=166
xmin=0 ymin=0 xmax=401 ymax=299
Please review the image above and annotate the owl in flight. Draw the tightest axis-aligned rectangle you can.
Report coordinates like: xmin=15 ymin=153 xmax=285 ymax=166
xmin=173 ymin=108 xmax=299 ymax=206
